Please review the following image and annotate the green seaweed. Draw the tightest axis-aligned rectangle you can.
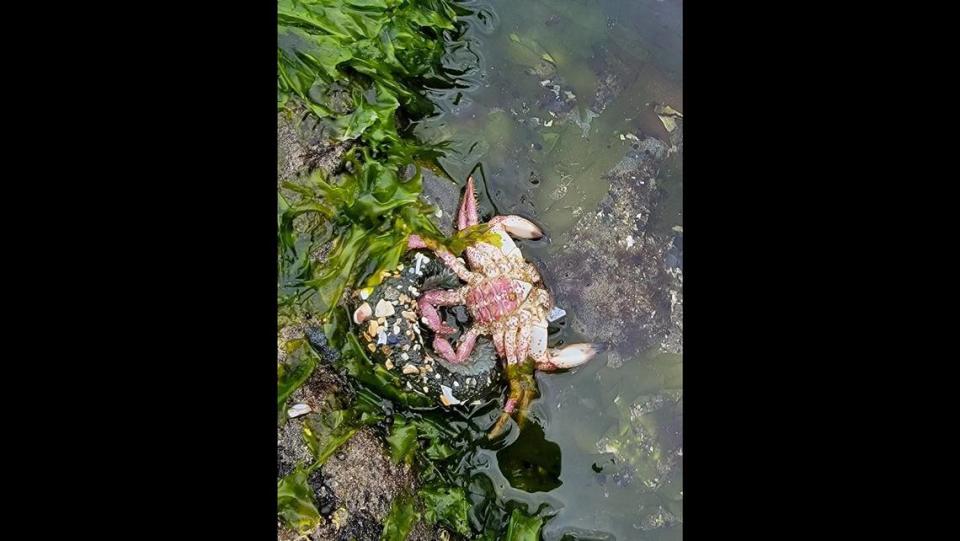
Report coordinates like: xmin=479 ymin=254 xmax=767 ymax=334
xmin=421 ymin=485 xmax=472 ymax=536
xmin=278 ymin=0 xmax=463 ymax=321
xmin=302 ymin=394 xmax=384 ymax=468
xmin=381 ymin=492 xmax=420 ymax=541
xmin=504 ymin=508 xmax=544 ymax=541
xmin=277 ymin=467 xmax=324 ymax=533
xmin=278 ymin=339 xmax=318 ymax=412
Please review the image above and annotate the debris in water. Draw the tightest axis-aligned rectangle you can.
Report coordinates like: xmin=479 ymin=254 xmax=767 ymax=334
xmin=547 ymin=306 xmax=566 ymax=322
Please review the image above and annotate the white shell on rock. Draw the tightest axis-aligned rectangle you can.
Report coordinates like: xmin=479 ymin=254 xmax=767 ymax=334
xmin=547 ymin=306 xmax=566 ymax=322
xmin=353 ymin=302 xmax=373 ymax=324
xmin=287 ymin=403 xmax=311 ymax=418
xmin=375 ymin=299 xmax=395 ymax=318
xmin=439 ymin=385 xmax=462 ymax=406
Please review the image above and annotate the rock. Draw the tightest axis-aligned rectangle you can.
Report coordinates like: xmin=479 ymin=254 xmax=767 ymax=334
xmin=349 ymin=252 xmax=502 ymax=405
xmin=419 ymin=169 xmax=462 ymax=236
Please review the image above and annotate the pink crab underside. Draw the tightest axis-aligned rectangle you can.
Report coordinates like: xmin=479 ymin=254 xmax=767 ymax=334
xmin=466 ymin=277 xmax=524 ymax=325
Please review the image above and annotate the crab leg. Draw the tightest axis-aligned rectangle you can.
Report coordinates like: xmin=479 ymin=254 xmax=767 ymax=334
xmin=515 ymin=324 xmax=532 ymax=366
xmin=407 ymin=234 xmax=477 ymax=284
xmin=503 ymin=319 xmax=519 ymax=365
xmin=417 ymin=288 xmax=464 ymax=335
xmin=432 ymin=326 xmax=482 ymax=364
xmin=492 ymin=329 xmax=506 ymax=358
xmin=488 ymin=360 xmax=538 ymax=439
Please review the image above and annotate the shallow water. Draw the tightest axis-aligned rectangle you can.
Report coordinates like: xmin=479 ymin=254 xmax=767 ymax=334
xmin=415 ymin=1 xmax=683 ymax=538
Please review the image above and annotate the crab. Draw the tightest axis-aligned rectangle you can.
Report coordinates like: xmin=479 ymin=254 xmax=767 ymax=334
xmin=407 ymin=176 xmax=601 ymax=437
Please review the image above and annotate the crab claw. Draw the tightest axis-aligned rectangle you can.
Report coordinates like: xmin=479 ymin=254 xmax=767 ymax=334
xmin=535 ymin=343 xmax=604 ymax=372
xmin=491 ymin=215 xmax=543 ymax=240
xmin=458 ymin=176 xmax=479 ymax=231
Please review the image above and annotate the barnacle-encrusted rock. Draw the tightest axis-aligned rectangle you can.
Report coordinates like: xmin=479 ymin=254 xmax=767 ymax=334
xmin=349 ymin=253 xmax=501 ymax=405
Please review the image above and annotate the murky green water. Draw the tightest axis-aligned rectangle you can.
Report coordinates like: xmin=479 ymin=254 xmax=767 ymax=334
xmin=416 ymin=1 xmax=683 ymax=538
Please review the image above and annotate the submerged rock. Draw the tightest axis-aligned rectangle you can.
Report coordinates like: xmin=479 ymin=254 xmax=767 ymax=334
xmin=547 ymin=134 xmax=683 ymax=367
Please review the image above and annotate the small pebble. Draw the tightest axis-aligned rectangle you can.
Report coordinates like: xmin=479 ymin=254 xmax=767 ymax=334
xmin=287 ymin=403 xmax=311 ymax=418
xmin=375 ymin=299 xmax=395 ymax=317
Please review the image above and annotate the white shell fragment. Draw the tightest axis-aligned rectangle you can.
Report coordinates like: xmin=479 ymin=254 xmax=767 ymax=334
xmin=402 ymin=364 xmax=419 ymax=375
xmin=287 ymin=403 xmax=311 ymax=418
xmin=547 ymin=306 xmax=566 ymax=322
xmin=353 ymin=302 xmax=372 ymax=324
xmin=375 ymin=299 xmax=395 ymax=318
xmin=377 ymin=329 xmax=388 ymax=345
xmin=439 ymin=385 xmax=462 ymax=406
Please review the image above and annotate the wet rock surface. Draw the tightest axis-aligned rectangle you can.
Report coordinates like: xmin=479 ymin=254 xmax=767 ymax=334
xmin=548 ymin=135 xmax=683 ymax=367
xmin=278 ymin=104 xmax=350 ymax=187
